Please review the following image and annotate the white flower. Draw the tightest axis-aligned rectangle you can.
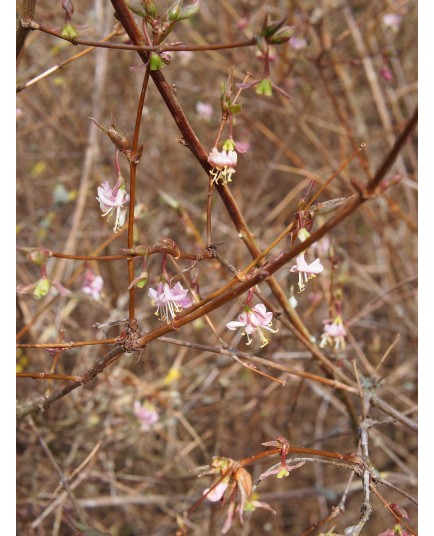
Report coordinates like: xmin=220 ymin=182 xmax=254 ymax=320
xmin=207 ymin=141 xmax=238 ymax=185
xmin=226 ymin=303 xmax=277 ymax=347
xmin=82 ymin=268 xmax=104 ymax=300
xmin=148 ymin=281 xmax=192 ymax=323
xmin=96 ymin=177 xmax=130 ymax=233
xmin=133 ymin=400 xmax=159 ymax=431
xmin=320 ymin=316 xmax=347 ymax=350
xmin=290 ymin=253 xmax=324 ymax=292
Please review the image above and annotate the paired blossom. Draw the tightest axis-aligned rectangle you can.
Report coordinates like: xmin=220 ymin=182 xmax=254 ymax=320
xmin=320 ymin=315 xmax=347 ymax=351
xmin=290 ymin=253 xmax=324 ymax=292
xmin=226 ymin=303 xmax=277 ymax=348
xmin=133 ymin=400 xmax=159 ymax=431
xmin=96 ymin=175 xmax=130 ymax=233
xmin=148 ymin=281 xmax=192 ymax=323
xmin=208 ymin=139 xmax=238 ymax=185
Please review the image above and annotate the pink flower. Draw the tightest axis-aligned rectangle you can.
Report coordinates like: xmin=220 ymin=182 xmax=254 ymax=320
xmin=382 ymin=13 xmax=402 ymax=31
xmin=226 ymin=303 xmax=277 ymax=348
xmin=148 ymin=281 xmax=192 ymax=322
xmin=196 ymin=101 xmax=213 ymax=121
xmin=203 ymin=479 xmax=229 ymax=502
xmin=378 ymin=527 xmax=411 ymax=536
xmin=290 ymin=253 xmax=324 ymax=292
xmin=320 ymin=315 xmax=347 ymax=350
xmin=289 ymin=36 xmax=307 ymax=50
xmin=133 ymin=400 xmax=159 ymax=431
xmin=96 ymin=176 xmax=130 ymax=233
xmin=82 ymin=268 xmax=104 ymax=300
xmin=208 ymin=141 xmax=238 ymax=185
xmin=380 ymin=67 xmax=393 ymax=82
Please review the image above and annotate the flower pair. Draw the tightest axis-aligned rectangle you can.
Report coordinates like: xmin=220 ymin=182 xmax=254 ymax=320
xmin=226 ymin=302 xmax=277 ymax=348
xmin=148 ymin=281 xmax=192 ymax=323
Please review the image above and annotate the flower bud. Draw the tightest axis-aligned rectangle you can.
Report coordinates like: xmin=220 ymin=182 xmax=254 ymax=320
xmin=259 ymin=14 xmax=288 ymax=39
xmin=269 ymin=26 xmax=295 ymax=44
xmin=126 ymin=0 xmax=147 ymax=17
xmin=178 ymin=0 xmax=200 ymax=20
xmin=150 ymin=53 xmax=164 ymax=70
xmin=255 ymin=35 xmax=269 ymax=56
xmin=33 ymin=278 xmax=51 ymax=299
xmin=26 ymin=248 xmax=52 ymax=266
xmin=61 ymin=22 xmax=78 ymax=39
xmin=167 ymin=0 xmax=182 ymax=20
xmin=89 ymin=117 xmax=131 ymax=152
xmin=256 ymin=78 xmax=273 ymax=96
xmin=144 ymin=0 xmax=157 ymax=17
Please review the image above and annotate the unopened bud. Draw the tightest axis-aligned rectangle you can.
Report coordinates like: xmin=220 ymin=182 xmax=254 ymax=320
xmin=255 ymin=35 xmax=269 ymax=56
xmin=311 ymin=197 xmax=348 ymax=215
xmin=269 ymin=26 xmax=295 ymax=44
xmin=167 ymin=0 xmax=182 ymax=21
xmin=222 ymin=138 xmax=235 ymax=152
xmin=297 ymin=228 xmax=311 ymax=242
xmin=107 ymin=126 xmax=130 ymax=152
xmin=261 ymin=15 xmax=287 ymax=38
xmin=150 ymin=53 xmax=164 ymax=70
xmin=128 ymin=270 xmax=149 ymax=289
xmin=18 ymin=248 xmax=53 ymax=266
xmin=89 ymin=117 xmax=130 ymax=152
xmin=126 ymin=0 xmax=147 ymax=17
xmin=160 ymin=52 xmax=172 ymax=65
xmin=256 ymin=78 xmax=273 ymax=96
xmin=61 ymin=22 xmax=78 ymax=39
xmin=178 ymin=0 xmax=200 ymax=20
xmin=33 ymin=278 xmax=51 ymax=299
xmin=144 ymin=0 xmax=157 ymax=17
xmin=61 ymin=0 xmax=74 ymax=19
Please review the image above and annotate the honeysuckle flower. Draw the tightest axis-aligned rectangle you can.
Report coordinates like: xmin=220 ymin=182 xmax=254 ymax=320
xmin=203 ymin=479 xmax=230 ymax=502
xmin=196 ymin=101 xmax=213 ymax=121
xmin=208 ymin=139 xmax=238 ymax=185
xmin=133 ymin=400 xmax=159 ymax=431
xmin=382 ymin=13 xmax=402 ymax=31
xmin=82 ymin=268 xmax=104 ymax=300
xmin=226 ymin=303 xmax=277 ymax=348
xmin=96 ymin=176 xmax=130 ymax=233
xmin=320 ymin=315 xmax=347 ymax=350
xmin=290 ymin=253 xmax=324 ymax=292
xmin=148 ymin=281 xmax=192 ymax=322
xmin=201 ymin=457 xmax=270 ymax=534
xmin=289 ymin=36 xmax=307 ymax=50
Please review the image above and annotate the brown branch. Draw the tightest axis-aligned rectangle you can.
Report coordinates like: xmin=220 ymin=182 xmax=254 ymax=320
xmin=16 ymin=0 xmax=36 ymax=61
xmin=21 ymin=19 xmax=255 ymax=53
